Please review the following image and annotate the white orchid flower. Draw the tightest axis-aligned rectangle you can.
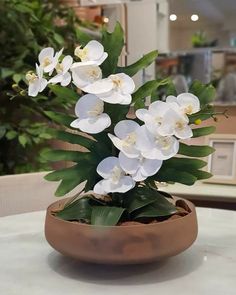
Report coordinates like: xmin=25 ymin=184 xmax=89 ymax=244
xmin=71 ymin=64 xmax=102 ymax=90
xmin=49 ymin=55 xmax=73 ymax=86
xmin=160 ymin=109 xmax=193 ymax=139
xmin=136 ymin=101 xmax=172 ymax=136
xmin=83 ymin=73 xmax=135 ymax=105
xmin=25 ymin=64 xmax=47 ymax=97
xmin=108 ymin=120 xmax=141 ymax=158
xmin=70 ymin=94 xmax=111 ymax=134
xmin=38 ymin=47 xmax=63 ymax=74
xmin=73 ymin=40 xmax=108 ymax=67
xmin=136 ymin=126 xmax=179 ymax=160
xmin=119 ymin=152 xmax=163 ymax=182
xmin=166 ymin=93 xmax=200 ymax=115
xmin=93 ymin=157 xmax=135 ymax=194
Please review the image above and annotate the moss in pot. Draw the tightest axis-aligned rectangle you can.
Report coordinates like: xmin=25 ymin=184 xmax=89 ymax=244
xmin=25 ymin=23 xmax=225 ymax=264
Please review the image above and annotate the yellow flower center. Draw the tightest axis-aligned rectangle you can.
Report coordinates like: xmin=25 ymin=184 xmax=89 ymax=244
xmin=86 ymin=67 xmax=101 ymax=80
xmin=156 ymin=136 xmax=172 ymax=150
xmin=75 ymin=46 xmax=89 ymax=61
xmin=42 ymin=57 xmax=52 ymax=68
xmin=56 ymin=63 xmax=63 ymax=73
xmin=122 ymin=132 xmax=137 ymax=147
xmin=25 ymin=71 xmax=37 ymax=84
xmin=175 ymin=120 xmax=186 ymax=130
xmin=87 ymin=102 xmax=103 ymax=117
xmin=111 ymin=76 xmax=123 ymax=89
xmin=111 ymin=166 xmax=122 ymax=184
xmin=184 ymin=105 xmax=194 ymax=115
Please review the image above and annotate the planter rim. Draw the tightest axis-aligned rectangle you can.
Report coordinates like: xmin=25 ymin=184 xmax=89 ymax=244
xmin=47 ymin=196 xmax=195 ymax=229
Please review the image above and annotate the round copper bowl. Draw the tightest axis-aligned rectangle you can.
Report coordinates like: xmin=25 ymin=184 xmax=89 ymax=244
xmin=45 ymin=198 xmax=198 ymax=264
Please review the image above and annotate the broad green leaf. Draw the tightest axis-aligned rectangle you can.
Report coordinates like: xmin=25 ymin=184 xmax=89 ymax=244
xmin=41 ymin=149 xmax=89 ymax=162
xmin=156 ymin=168 xmax=197 ymax=185
xmin=101 ymin=22 xmax=124 ymax=76
xmin=134 ymin=197 xmax=177 ymax=219
xmin=18 ymin=134 xmax=29 ymax=147
xmin=132 ymin=78 xmax=170 ymax=108
xmin=192 ymin=126 xmax=216 ymax=138
xmin=0 ymin=126 xmax=6 ymax=139
xmin=116 ymin=50 xmax=158 ymax=77
xmin=124 ymin=188 xmax=158 ymax=213
xmin=189 ymin=81 xmax=216 ymax=106
xmin=0 ymin=68 xmax=14 ymax=79
xmin=75 ymin=27 xmax=93 ymax=46
xmin=91 ymin=206 xmax=126 ymax=226
xmin=49 ymin=84 xmax=78 ymax=102
xmin=55 ymin=177 xmax=85 ymax=197
xmin=187 ymin=169 xmax=212 ymax=180
xmin=13 ymin=73 xmax=22 ymax=83
xmin=44 ymin=111 xmax=75 ymax=128
xmin=48 ymin=129 xmax=93 ymax=150
xmin=5 ymin=130 xmax=17 ymax=140
xmin=44 ymin=164 xmax=82 ymax=182
xmin=179 ymin=143 xmax=215 ymax=157
xmin=56 ymin=198 xmax=92 ymax=221
xmin=164 ymin=157 xmax=207 ymax=169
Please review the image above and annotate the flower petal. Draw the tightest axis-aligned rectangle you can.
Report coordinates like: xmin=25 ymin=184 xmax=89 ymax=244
xmin=119 ymin=152 xmax=139 ymax=174
xmin=49 ymin=74 xmax=63 ymax=84
xmin=82 ymin=78 xmax=113 ymax=94
xmin=93 ymin=180 xmax=106 ymax=195
xmin=110 ymin=73 xmax=135 ymax=94
xmin=141 ymin=158 xmax=163 ymax=177
xmin=74 ymin=94 xmax=103 ymax=118
xmin=38 ymin=47 xmax=54 ymax=64
xmin=61 ymin=72 xmax=71 ymax=86
xmin=28 ymin=80 xmax=40 ymax=97
xmin=39 ymin=78 xmax=47 ymax=92
xmin=114 ymin=120 xmax=140 ymax=139
xmin=96 ymin=52 xmax=108 ymax=65
xmin=72 ymin=114 xmax=111 ymax=134
xmin=101 ymin=176 xmax=135 ymax=193
xmin=71 ymin=65 xmax=102 ymax=89
xmin=62 ymin=55 xmax=73 ymax=73
xmin=96 ymin=157 xmax=120 ymax=179
xmin=131 ymin=169 xmax=147 ymax=182
xmin=86 ymin=40 xmax=104 ymax=61
xmin=177 ymin=93 xmax=200 ymax=114
xmin=98 ymin=91 xmax=132 ymax=105
xmin=174 ymin=125 xmax=193 ymax=139
xmin=135 ymin=109 xmax=149 ymax=121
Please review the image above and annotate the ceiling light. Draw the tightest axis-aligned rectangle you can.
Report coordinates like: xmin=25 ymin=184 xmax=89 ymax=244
xmin=103 ymin=17 xmax=109 ymax=24
xmin=169 ymin=14 xmax=177 ymax=21
xmin=191 ymin=14 xmax=199 ymax=22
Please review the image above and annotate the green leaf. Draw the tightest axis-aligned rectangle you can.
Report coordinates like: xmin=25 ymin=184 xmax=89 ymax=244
xmin=164 ymin=157 xmax=207 ymax=169
xmin=13 ymin=73 xmax=22 ymax=83
xmin=55 ymin=177 xmax=84 ymax=197
xmin=0 ymin=68 xmax=14 ymax=79
xmin=56 ymin=198 xmax=92 ymax=222
xmin=49 ymin=84 xmax=78 ymax=102
xmin=44 ymin=164 xmax=82 ymax=182
xmin=101 ymin=22 xmax=124 ymax=76
xmin=189 ymin=81 xmax=216 ymax=106
xmin=0 ymin=126 xmax=6 ymax=139
xmin=44 ymin=111 xmax=75 ymax=128
xmin=18 ymin=134 xmax=28 ymax=147
xmin=156 ymin=168 xmax=197 ymax=185
xmin=48 ymin=129 xmax=93 ymax=150
xmin=124 ymin=187 xmax=163 ymax=213
xmin=179 ymin=143 xmax=215 ymax=157
xmin=5 ymin=130 xmax=18 ymax=140
xmin=41 ymin=149 xmax=89 ymax=162
xmin=192 ymin=126 xmax=216 ymax=138
xmin=132 ymin=78 xmax=170 ymax=108
xmin=91 ymin=206 xmax=126 ymax=226
xmin=75 ymin=27 xmax=93 ymax=46
xmin=134 ymin=197 xmax=177 ymax=219
xmin=187 ymin=169 xmax=212 ymax=180
xmin=117 ymin=50 xmax=158 ymax=77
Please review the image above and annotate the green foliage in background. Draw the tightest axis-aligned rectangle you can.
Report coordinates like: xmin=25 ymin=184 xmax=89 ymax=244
xmin=0 ymin=0 xmax=97 ymax=175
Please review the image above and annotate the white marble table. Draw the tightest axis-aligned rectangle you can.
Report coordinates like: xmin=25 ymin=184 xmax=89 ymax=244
xmin=0 ymin=208 xmax=236 ymax=295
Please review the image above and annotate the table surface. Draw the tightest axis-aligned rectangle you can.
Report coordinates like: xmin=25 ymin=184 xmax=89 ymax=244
xmin=0 ymin=208 xmax=236 ymax=295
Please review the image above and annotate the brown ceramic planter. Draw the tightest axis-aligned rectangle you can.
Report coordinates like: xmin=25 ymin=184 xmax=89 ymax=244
xmin=45 ymin=197 xmax=198 ymax=264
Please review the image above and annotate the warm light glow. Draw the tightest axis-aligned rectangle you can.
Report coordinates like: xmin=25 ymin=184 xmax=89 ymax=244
xmin=103 ymin=17 xmax=109 ymax=24
xmin=169 ymin=14 xmax=177 ymax=21
xmin=191 ymin=14 xmax=199 ymax=22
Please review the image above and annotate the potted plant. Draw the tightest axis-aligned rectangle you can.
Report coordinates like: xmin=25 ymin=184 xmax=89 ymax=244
xmin=26 ymin=23 xmax=220 ymax=264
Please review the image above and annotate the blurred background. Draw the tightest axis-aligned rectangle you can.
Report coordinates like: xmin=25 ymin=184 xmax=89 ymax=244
xmin=1 ymin=0 xmax=236 ymax=176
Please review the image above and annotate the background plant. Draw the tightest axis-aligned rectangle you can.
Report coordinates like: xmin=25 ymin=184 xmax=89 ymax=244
xmin=0 ymin=0 xmax=97 ymax=174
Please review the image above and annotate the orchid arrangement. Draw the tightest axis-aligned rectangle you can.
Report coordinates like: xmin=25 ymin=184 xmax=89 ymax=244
xmin=28 ymin=23 xmax=218 ymax=226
